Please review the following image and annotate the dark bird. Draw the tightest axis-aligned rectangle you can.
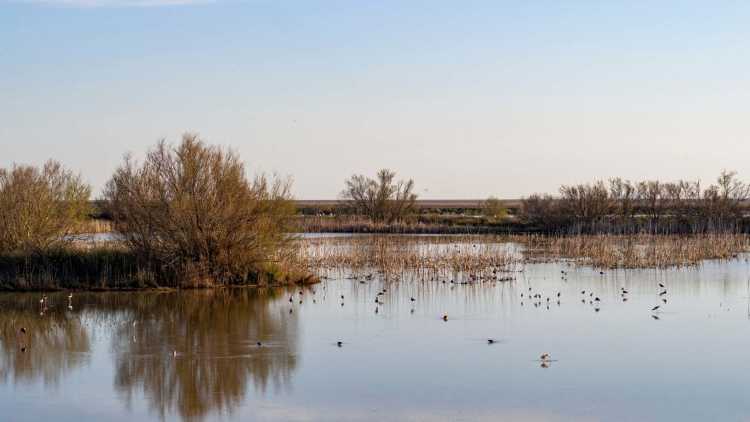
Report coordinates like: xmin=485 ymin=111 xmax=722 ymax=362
xmin=651 ymin=305 xmax=660 ymax=312
xmin=340 ymin=295 xmax=344 ymax=300
xmin=581 ymin=290 xmax=586 ymax=295
xmin=487 ymin=339 xmax=496 ymax=344
xmin=595 ymin=307 xmax=600 ymax=312
xmin=540 ymin=353 xmax=551 ymax=361
xmin=651 ymin=315 xmax=660 ymax=320
xmin=659 ymin=290 xmax=667 ymax=296
xmin=659 ymin=283 xmax=665 ymax=288
xmin=442 ymin=314 xmax=448 ymax=321
xmin=621 ymin=289 xmax=629 ymax=294
xmin=557 ymin=292 xmax=561 ymax=298
xmin=337 ymin=341 xmax=343 ymax=347
xmin=256 ymin=342 xmax=262 ymax=347
xmin=19 ymin=327 xmax=26 ymax=334
xmin=289 ymin=296 xmax=293 ymax=303
xmin=410 ymin=297 xmax=416 ymax=302
xmin=599 ymin=271 xmax=605 ymax=275
xmin=594 ymin=297 xmax=600 ymax=302
xmin=662 ymin=298 xmax=667 ymax=304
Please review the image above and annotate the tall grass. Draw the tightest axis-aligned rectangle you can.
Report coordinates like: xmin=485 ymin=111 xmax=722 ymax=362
xmin=518 ymin=233 xmax=750 ymax=269
xmin=296 ymin=235 xmax=521 ymax=281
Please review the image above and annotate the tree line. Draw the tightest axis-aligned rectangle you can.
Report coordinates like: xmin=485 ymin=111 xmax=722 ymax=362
xmin=521 ymin=171 xmax=750 ymax=233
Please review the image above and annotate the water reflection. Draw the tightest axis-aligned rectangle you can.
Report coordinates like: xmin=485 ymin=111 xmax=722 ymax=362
xmin=2 ymin=254 xmax=750 ymax=421
xmin=110 ymin=289 xmax=298 ymax=420
xmin=0 ymin=294 xmax=90 ymax=386
xmin=0 ymin=289 xmax=299 ymax=421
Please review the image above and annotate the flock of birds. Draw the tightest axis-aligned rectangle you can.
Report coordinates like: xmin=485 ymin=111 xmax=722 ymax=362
xmin=520 ymin=269 xmax=670 ymax=317
xmin=288 ymin=267 xmax=677 ymax=366
xmin=14 ymin=268 xmax=674 ymax=365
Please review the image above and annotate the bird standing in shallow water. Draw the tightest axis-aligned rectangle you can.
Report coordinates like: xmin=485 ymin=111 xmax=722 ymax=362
xmin=540 ymin=353 xmax=551 ymax=361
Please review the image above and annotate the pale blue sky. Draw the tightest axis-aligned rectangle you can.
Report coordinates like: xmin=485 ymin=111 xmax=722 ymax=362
xmin=1 ymin=0 xmax=749 ymax=198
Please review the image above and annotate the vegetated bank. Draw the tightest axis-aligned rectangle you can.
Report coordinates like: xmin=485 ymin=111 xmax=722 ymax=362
xmin=0 ymin=135 xmax=317 ymax=291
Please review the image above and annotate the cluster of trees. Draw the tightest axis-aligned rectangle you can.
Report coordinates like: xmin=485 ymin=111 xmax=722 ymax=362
xmin=0 ymin=134 xmax=298 ymax=286
xmin=522 ymin=171 xmax=750 ymax=233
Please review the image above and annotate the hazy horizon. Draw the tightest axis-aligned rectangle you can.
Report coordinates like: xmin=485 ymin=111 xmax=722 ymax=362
xmin=2 ymin=1 xmax=749 ymax=199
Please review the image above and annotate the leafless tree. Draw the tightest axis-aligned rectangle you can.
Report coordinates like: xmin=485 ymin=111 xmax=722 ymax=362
xmin=340 ymin=169 xmax=417 ymax=223
xmin=104 ymin=134 xmax=296 ymax=286
xmin=0 ymin=161 xmax=90 ymax=253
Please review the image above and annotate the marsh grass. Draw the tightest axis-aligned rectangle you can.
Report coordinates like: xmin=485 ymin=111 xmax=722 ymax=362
xmin=0 ymin=247 xmax=154 ymax=290
xmin=519 ymin=233 xmax=750 ymax=269
xmin=296 ymin=233 xmax=750 ymax=279
xmin=296 ymin=235 xmax=521 ymax=282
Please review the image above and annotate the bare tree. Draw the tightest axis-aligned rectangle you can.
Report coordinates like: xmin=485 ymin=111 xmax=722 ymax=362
xmin=104 ymin=134 xmax=297 ymax=286
xmin=0 ymin=161 xmax=90 ymax=253
xmin=559 ymin=181 xmax=611 ymax=223
xmin=608 ymin=178 xmax=636 ymax=221
xmin=340 ymin=169 xmax=417 ymax=223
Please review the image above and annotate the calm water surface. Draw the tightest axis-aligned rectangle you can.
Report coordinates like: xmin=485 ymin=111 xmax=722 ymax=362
xmin=2 ymin=248 xmax=750 ymax=421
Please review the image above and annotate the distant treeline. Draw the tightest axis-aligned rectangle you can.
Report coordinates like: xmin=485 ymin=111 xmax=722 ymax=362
xmin=521 ymin=172 xmax=750 ymax=234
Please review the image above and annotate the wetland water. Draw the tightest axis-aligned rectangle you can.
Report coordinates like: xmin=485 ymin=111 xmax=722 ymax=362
xmin=2 ymin=239 xmax=750 ymax=421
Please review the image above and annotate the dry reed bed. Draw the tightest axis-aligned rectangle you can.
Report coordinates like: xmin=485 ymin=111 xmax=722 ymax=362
xmin=296 ymin=235 xmax=520 ymax=281
xmin=296 ymin=234 xmax=750 ymax=277
xmin=517 ymin=233 xmax=750 ymax=269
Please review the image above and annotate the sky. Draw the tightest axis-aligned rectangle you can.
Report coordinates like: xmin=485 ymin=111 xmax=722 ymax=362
xmin=1 ymin=0 xmax=749 ymax=199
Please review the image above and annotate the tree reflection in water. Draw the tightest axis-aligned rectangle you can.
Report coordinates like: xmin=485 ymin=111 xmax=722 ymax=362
xmin=0 ymin=294 xmax=91 ymax=386
xmin=0 ymin=288 xmax=299 ymax=421
xmin=110 ymin=288 xmax=299 ymax=421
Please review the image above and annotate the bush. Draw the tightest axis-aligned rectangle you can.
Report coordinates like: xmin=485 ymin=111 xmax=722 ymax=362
xmin=482 ymin=196 xmax=508 ymax=222
xmin=0 ymin=161 xmax=90 ymax=253
xmin=104 ymin=134 xmax=298 ymax=286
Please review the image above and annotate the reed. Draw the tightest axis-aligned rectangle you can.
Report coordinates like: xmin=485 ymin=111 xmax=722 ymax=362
xmin=517 ymin=233 xmax=750 ymax=269
xmin=295 ymin=235 xmax=521 ymax=282
xmin=294 ymin=233 xmax=750 ymax=279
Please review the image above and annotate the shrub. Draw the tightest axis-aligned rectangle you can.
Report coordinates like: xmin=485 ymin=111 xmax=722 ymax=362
xmin=0 ymin=161 xmax=90 ymax=253
xmin=482 ymin=196 xmax=508 ymax=221
xmin=104 ymin=134 xmax=298 ymax=286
